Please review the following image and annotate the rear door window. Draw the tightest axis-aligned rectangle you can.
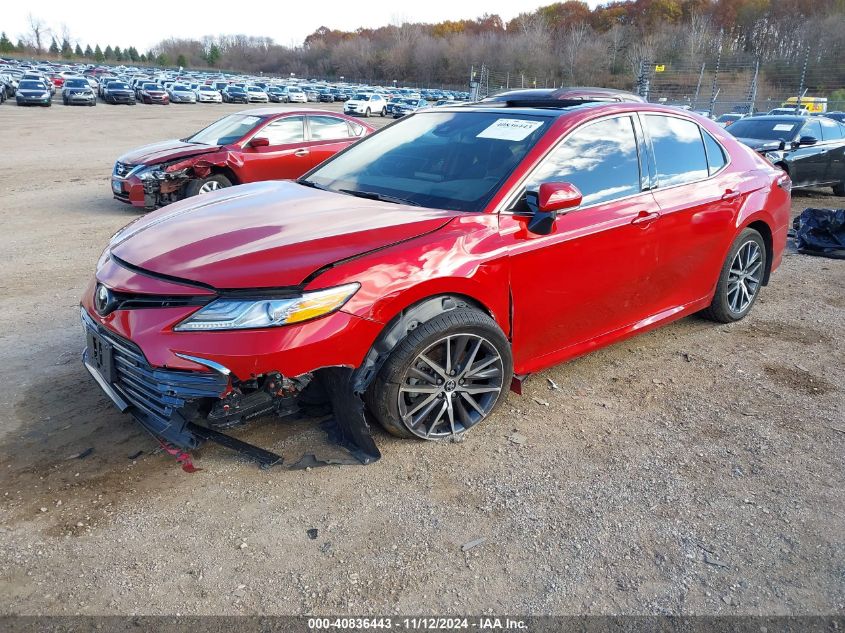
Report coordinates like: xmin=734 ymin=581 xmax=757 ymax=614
xmin=644 ymin=115 xmax=709 ymax=187
xmin=819 ymin=118 xmax=844 ymax=141
xmin=523 ymin=115 xmax=641 ymax=207
xmin=309 ymin=115 xmax=352 ymax=141
xmin=261 ymin=116 xmax=305 ymax=146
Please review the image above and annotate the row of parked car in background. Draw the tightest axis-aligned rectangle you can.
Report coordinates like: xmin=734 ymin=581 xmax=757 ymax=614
xmin=0 ymin=58 xmax=471 ymax=113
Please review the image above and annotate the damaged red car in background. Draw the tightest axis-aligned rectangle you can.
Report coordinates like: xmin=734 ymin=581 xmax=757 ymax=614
xmin=84 ymin=90 xmax=790 ymax=467
xmin=111 ymin=109 xmax=374 ymax=210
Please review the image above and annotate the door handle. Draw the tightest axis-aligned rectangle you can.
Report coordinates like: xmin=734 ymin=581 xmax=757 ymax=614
xmin=294 ymin=149 xmax=309 ymax=157
xmin=721 ymin=189 xmax=741 ymax=201
xmin=631 ymin=211 xmax=660 ymax=225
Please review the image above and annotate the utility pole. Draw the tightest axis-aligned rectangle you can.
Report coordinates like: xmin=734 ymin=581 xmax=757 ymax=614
xmin=747 ymin=59 xmax=759 ymax=115
xmin=795 ymin=46 xmax=810 ymax=112
xmin=708 ymin=28 xmax=724 ymax=116
xmin=692 ymin=62 xmax=705 ymax=109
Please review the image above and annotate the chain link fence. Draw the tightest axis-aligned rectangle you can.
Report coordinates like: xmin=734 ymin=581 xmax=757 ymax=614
xmin=473 ymin=57 xmax=845 ymax=115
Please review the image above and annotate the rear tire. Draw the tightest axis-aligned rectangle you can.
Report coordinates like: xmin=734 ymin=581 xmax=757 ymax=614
xmin=364 ymin=108 xmax=371 ymax=117
xmin=380 ymin=107 xmax=387 ymax=117
xmin=366 ymin=307 xmax=513 ymax=440
xmin=702 ymin=228 xmax=767 ymax=323
xmin=184 ymin=174 xmax=233 ymax=198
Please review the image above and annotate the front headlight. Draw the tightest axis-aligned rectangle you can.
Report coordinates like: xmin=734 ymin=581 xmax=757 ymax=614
xmin=42 ymin=92 xmax=50 ymax=98
xmin=174 ymin=283 xmax=360 ymax=331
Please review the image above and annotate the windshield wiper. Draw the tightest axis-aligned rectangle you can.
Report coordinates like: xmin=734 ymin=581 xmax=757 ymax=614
xmin=338 ymin=189 xmax=420 ymax=206
xmin=297 ymin=179 xmax=331 ymax=191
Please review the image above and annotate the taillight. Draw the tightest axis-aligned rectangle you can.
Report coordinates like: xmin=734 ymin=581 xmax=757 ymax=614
xmin=777 ymin=173 xmax=792 ymax=192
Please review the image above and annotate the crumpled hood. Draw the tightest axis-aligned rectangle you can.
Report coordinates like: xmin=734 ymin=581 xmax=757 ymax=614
xmin=117 ymin=139 xmax=220 ymax=166
xmin=109 ymin=181 xmax=457 ymax=289
xmin=736 ymin=138 xmax=785 ymax=152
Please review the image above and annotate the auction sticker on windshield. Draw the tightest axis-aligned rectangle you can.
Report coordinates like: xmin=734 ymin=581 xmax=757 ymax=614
xmin=773 ymin=123 xmax=795 ymax=132
xmin=477 ymin=118 xmax=544 ymax=141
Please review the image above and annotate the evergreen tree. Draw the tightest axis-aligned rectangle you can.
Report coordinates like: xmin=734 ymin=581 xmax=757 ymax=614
xmin=139 ymin=53 xmax=147 ymax=63
xmin=49 ymin=37 xmax=60 ymax=56
xmin=114 ymin=45 xmax=123 ymax=61
xmin=127 ymin=46 xmax=139 ymax=62
xmin=104 ymin=45 xmax=113 ymax=59
xmin=206 ymin=43 xmax=221 ymax=67
xmin=176 ymin=53 xmax=187 ymax=68
xmin=155 ymin=53 xmax=169 ymax=67
xmin=61 ymin=38 xmax=73 ymax=59
xmin=74 ymin=43 xmax=83 ymax=57
xmin=0 ymin=32 xmax=14 ymax=53
xmin=94 ymin=44 xmax=104 ymax=62
xmin=16 ymin=39 xmax=26 ymax=51
xmin=84 ymin=44 xmax=93 ymax=57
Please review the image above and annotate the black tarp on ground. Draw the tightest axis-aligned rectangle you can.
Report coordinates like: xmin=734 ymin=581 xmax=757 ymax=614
xmin=793 ymin=208 xmax=845 ymax=259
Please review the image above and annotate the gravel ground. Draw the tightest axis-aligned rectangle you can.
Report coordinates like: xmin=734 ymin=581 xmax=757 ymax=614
xmin=0 ymin=99 xmax=843 ymax=616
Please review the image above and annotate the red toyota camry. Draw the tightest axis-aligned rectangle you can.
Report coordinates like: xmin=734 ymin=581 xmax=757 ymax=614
xmin=83 ymin=92 xmax=790 ymax=463
xmin=111 ymin=108 xmax=374 ymax=210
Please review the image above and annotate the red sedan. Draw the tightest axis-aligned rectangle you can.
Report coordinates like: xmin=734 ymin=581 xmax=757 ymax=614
xmin=112 ymin=108 xmax=374 ymax=210
xmin=83 ymin=93 xmax=790 ymax=463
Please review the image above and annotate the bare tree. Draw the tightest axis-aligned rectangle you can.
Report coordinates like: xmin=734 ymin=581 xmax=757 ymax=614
xmin=27 ymin=13 xmax=48 ymax=54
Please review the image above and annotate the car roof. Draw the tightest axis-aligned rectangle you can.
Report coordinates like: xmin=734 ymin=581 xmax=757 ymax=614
xmin=431 ymin=101 xmax=700 ymax=120
xmin=743 ymin=115 xmax=806 ymax=122
xmin=235 ymin=107 xmax=357 ymax=117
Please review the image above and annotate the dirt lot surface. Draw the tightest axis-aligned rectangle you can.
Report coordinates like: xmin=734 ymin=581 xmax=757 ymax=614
xmin=0 ymin=100 xmax=843 ymax=616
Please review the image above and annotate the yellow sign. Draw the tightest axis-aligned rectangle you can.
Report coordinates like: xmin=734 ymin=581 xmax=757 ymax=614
xmin=655 ymin=64 xmax=666 ymax=72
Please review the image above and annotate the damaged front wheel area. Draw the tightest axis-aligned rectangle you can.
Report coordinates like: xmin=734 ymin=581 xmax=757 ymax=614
xmin=185 ymin=174 xmax=232 ymax=197
xmin=366 ymin=308 xmax=513 ymax=440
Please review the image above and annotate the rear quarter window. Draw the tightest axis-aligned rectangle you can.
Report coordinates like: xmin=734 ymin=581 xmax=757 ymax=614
xmin=645 ymin=115 xmax=709 ymax=187
xmin=702 ymin=131 xmax=728 ymax=175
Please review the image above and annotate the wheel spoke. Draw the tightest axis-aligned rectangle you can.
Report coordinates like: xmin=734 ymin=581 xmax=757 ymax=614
xmin=460 ymin=392 xmax=486 ymax=416
xmin=451 ymin=335 xmax=469 ymax=374
xmin=444 ymin=336 xmax=451 ymax=375
xmin=426 ymin=400 xmax=449 ymax=437
xmin=419 ymin=353 xmax=447 ymax=379
xmin=466 ymin=366 xmax=501 ymax=380
xmin=461 ymin=385 xmax=501 ymax=395
xmin=399 ymin=385 xmax=440 ymax=394
xmin=464 ymin=355 xmax=498 ymax=379
xmin=409 ymin=396 xmax=441 ymax=429
xmin=406 ymin=392 xmax=438 ymax=419
xmin=407 ymin=366 xmax=437 ymax=384
xmin=446 ymin=394 xmax=456 ymax=435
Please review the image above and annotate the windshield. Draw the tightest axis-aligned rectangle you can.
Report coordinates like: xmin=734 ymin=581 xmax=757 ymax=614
xmin=717 ymin=114 xmax=741 ymax=122
xmin=199 ymin=86 xmax=216 ymax=91
xmin=247 ymin=86 xmax=263 ymax=92
xmin=186 ymin=114 xmax=263 ymax=145
xmin=172 ymin=85 xmax=190 ymax=91
xmin=65 ymin=79 xmax=88 ymax=88
xmin=303 ymin=111 xmax=549 ymax=212
xmin=728 ymin=119 xmax=800 ymax=141
xmin=19 ymin=80 xmax=45 ymax=90
xmin=108 ymin=82 xmax=130 ymax=89
xmin=143 ymin=83 xmax=159 ymax=90
xmin=353 ymin=93 xmax=371 ymax=100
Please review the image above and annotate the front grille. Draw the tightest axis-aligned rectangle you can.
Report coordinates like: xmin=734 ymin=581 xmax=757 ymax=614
xmin=82 ymin=310 xmax=228 ymax=427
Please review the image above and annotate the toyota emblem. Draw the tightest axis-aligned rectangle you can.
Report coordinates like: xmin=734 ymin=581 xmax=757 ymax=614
xmin=94 ymin=284 xmax=115 ymax=316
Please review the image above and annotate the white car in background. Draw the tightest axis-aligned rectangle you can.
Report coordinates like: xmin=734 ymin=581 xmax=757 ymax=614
xmin=287 ymin=86 xmax=308 ymax=103
xmin=197 ymin=85 xmax=223 ymax=103
xmin=343 ymin=92 xmax=388 ymax=117
xmin=245 ymin=85 xmax=269 ymax=103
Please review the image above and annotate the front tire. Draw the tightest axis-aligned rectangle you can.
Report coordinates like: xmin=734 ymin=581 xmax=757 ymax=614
xmin=364 ymin=108 xmax=371 ymax=117
xmin=367 ymin=307 xmax=513 ymax=440
xmin=833 ymin=181 xmax=845 ymax=196
xmin=702 ymin=228 xmax=767 ymax=323
xmin=380 ymin=107 xmax=387 ymax=117
xmin=184 ymin=174 xmax=232 ymax=198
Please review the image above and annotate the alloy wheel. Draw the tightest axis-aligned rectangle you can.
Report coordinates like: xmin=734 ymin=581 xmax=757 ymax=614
xmin=198 ymin=181 xmax=222 ymax=194
xmin=397 ymin=334 xmax=504 ymax=439
xmin=727 ymin=240 xmax=762 ymax=314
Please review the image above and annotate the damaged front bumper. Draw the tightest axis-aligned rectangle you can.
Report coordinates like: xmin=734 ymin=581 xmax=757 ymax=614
xmin=80 ymin=300 xmax=383 ymax=466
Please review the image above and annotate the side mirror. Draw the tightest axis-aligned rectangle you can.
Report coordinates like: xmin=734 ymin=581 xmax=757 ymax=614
xmin=524 ymin=183 xmax=583 ymax=236
xmin=249 ymin=137 xmax=270 ymax=148
xmin=798 ymin=135 xmax=818 ymax=146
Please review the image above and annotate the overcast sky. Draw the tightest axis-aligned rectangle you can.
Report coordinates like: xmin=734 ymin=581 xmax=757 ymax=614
xmin=7 ymin=0 xmax=601 ymax=51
